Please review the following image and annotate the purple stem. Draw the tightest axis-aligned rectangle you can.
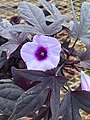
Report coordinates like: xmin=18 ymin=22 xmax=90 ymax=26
xmin=55 ymin=38 xmax=78 ymax=76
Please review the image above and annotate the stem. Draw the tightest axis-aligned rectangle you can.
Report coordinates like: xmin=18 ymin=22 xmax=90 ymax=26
xmin=72 ymin=64 xmax=81 ymax=72
xmin=55 ymin=38 xmax=78 ymax=76
xmin=56 ymin=62 xmax=65 ymax=76
xmin=66 ymin=82 xmax=71 ymax=90
xmin=62 ymin=85 xmax=68 ymax=91
xmin=69 ymin=38 xmax=78 ymax=54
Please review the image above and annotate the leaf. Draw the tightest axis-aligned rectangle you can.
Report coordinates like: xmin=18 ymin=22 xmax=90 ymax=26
xmin=0 ymin=84 xmax=24 ymax=116
xmin=0 ymin=55 xmax=7 ymax=69
xmin=70 ymin=0 xmax=79 ymax=39
xmin=79 ymin=2 xmax=90 ymax=45
xmin=45 ymin=15 xmax=55 ymax=22
xmin=10 ymin=67 xmax=67 ymax=120
xmin=18 ymin=1 xmax=46 ymax=34
xmin=0 ymin=19 xmax=13 ymax=40
xmin=72 ymin=90 xmax=90 ymax=114
xmin=0 ymin=79 xmax=13 ymax=84
xmin=59 ymin=89 xmax=90 ymax=120
xmin=6 ymin=24 xmax=37 ymax=34
xmin=35 ymin=106 xmax=51 ymax=120
xmin=47 ymin=19 xmax=65 ymax=35
xmin=7 ymin=1 xmax=66 ymax=36
xmin=0 ymin=42 xmax=19 ymax=59
xmin=50 ymin=82 xmax=60 ymax=120
xmin=11 ymin=67 xmax=48 ymax=90
xmin=0 ymin=19 xmax=12 ymax=33
xmin=0 ymin=19 xmax=28 ymax=58
xmin=33 ymin=89 xmax=52 ymax=120
xmin=38 ymin=0 xmax=65 ymax=22
xmin=59 ymin=90 xmax=82 ymax=120
xmin=18 ymin=1 xmax=46 ymax=26
xmin=8 ymin=82 xmax=50 ymax=120
xmin=67 ymin=1 xmax=90 ymax=45
xmin=0 ymin=18 xmax=29 ymax=58
xmin=0 ymin=114 xmax=9 ymax=120
xmin=0 ymin=31 xmax=28 ymax=58
xmin=78 ymin=47 xmax=90 ymax=69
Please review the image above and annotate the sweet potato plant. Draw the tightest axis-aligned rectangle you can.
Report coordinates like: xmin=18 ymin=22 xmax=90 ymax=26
xmin=0 ymin=0 xmax=90 ymax=120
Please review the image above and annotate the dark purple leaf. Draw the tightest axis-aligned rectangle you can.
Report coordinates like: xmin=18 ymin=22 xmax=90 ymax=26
xmin=38 ymin=0 xmax=66 ymax=22
xmin=0 ymin=31 xmax=29 ymax=58
xmin=33 ymin=88 xmax=52 ymax=120
xmin=50 ymin=82 xmax=60 ymax=120
xmin=0 ymin=114 xmax=9 ymax=120
xmin=72 ymin=90 xmax=90 ymax=114
xmin=18 ymin=1 xmax=46 ymax=29
xmin=0 ymin=19 xmax=12 ymax=34
xmin=0 ymin=36 xmax=8 ymax=46
xmin=59 ymin=90 xmax=82 ymax=120
xmin=66 ymin=1 xmax=90 ymax=45
xmin=59 ymin=89 xmax=90 ymax=120
xmin=12 ymin=67 xmax=67 ymax=89
xmin=10 ymin=67 xmax=67 ymax=120
xmin=0 ymin=18 xmax=29 ymax=58
xmin=0 ymin=56 xmax=7 ymax=69
xmin=78 ymin=47 xmax=90 ymax=69
xmin=34 ymin=106 xmax=51 ymax=120
xmin=8 ymin=82 xmax=50 ymax=120
xmin=11 ymin=67 xmax=48 ymax=90
xmin=0 ymin=84 xmax=24 ymax=116
xmin=69 ymin=0 xmax=79 ymax=39
xmin=7 ymin=1 xmax=66 ymax=36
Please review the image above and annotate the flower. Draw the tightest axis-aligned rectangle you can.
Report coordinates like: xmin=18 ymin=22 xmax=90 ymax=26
xmin=20 ymin=35 xmax=61 ymax=71
xmin=81 ymin=71 xmax=90 ymax=92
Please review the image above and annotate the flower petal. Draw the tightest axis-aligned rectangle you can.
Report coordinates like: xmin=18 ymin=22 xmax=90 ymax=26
xmin=48 ymin=44 xmax=61 ymax=54
xmin=40 ymin=60 xmax=55 ymax=71
xmin=20 ymin=42 xmax=38 ymax=63
xmin=33 ymin=35 xmax=61 ymax=48
xmin=47 ymin=54 xmax=60 ymax=67
xmin=26 ymin=60 xmax=40 ymax=70
xmin=26 ymin=58 xmax=55 ymax=71
xmin=81 ymin=71 xmax=90 ymax=92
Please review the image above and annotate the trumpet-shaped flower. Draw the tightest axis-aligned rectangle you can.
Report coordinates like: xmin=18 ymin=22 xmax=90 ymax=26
xmin=81 ymin=71 xmax=90 ymax=92
xmin=20 ymin=35 xmax=61 ymax=71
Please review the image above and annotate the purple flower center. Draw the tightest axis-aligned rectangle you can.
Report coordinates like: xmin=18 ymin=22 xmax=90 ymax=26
xmin=35 ymin=46 xmax=48 ymax=61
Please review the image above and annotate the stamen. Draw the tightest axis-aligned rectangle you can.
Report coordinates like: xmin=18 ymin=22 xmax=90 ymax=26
xmin=41 ymin=52 xmax=44 ymax=56
xmin=35 ymin=46 xmax=48 ymax=61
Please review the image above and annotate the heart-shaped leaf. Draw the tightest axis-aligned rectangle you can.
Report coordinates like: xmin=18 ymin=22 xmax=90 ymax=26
xmin=0 ymin=84 xmax=24 ymax=116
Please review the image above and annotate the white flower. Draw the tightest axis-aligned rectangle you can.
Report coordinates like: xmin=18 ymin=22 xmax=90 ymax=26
xmin=20 ymin=35 xmax=61 ymax=71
